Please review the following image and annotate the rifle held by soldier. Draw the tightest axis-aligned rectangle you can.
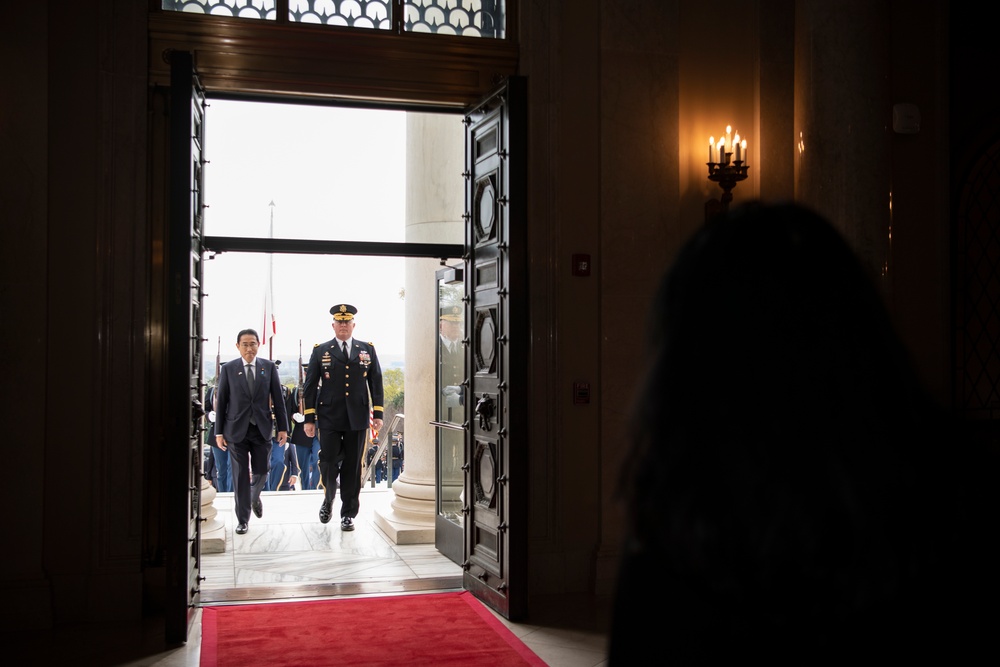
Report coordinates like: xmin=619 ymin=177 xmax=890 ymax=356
xmin=295 ymin=338 xmax=306 ymax=424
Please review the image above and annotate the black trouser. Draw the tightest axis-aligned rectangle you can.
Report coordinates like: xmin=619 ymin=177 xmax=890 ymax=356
xmin=318 ymin=428 xmax=365 ymax=518
xmin=228 ymin=425 xmax=270 ymax=524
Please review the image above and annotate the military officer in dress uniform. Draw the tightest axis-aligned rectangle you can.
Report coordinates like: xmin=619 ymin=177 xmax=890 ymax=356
xmin=439 ymin=304 xmax=465 ymax=420
xmin=302 ymin=304 xmax=384 ymax=531
xmin=438 ymin=304 xmax=465 ymax=507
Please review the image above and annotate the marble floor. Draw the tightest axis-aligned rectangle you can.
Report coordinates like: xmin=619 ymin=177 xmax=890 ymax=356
xmin=124 ymin=486 xmax=610 ymax=667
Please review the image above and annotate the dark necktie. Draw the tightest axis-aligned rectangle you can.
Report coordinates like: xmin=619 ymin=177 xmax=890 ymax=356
xmin=342 ymin=342 xmax=349 ymax=360
xmin=246 ymin=364 xmax=256 ymax=424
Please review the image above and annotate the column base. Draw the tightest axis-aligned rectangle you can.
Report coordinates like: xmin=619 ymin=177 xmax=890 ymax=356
xmin=373 ymin=475 xmax=436 ymax=545
xmin=201 ymin=524 xmax=226 ymax=554
xmin=200 ymin=478 xmax=227 ymax=553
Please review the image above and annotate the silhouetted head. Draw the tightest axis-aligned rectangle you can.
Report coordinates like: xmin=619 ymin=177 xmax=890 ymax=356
xmin=619 ymin=202 xmax=966 ymax=650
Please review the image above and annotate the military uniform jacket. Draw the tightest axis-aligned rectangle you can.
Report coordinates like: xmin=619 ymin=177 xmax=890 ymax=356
xmin=303 ymin=337 xmax=384 ymax=432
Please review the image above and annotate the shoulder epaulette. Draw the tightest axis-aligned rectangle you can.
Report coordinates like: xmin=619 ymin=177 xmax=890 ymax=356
xmin=313 ymin=343 xmax=319 ymax=347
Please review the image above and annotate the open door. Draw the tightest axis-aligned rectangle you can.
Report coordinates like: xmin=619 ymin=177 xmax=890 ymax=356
xmin=434 ymin=264 xmax=467 ymax=564
xmin=164 ymin=50 xmax=207 ymax=643
xmin=461 ymin=76 xmax=528 ymax=621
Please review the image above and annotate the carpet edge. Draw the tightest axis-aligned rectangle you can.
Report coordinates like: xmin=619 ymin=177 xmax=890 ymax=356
xmin=457 ymin=592 xmax=548 ymax=666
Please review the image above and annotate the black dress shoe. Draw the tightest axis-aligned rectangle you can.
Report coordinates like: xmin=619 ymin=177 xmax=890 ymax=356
xmin=235 ymin=522 xmax=248 ymax=535
xmin=340 ymin=516 xmax=355 ymax=531
xmin=319 ymin=501 xmax=333 ymax=524
xmin=252 ymin=499 xmax=263 ymax=519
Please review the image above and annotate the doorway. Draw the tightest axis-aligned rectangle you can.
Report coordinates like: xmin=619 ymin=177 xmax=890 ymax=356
xmin=199 ymin=99 xmax=466 ymax=602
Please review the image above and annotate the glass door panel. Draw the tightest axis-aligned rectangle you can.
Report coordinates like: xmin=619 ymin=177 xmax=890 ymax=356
xmin=434 ymin=264 xmax=466 ymax=564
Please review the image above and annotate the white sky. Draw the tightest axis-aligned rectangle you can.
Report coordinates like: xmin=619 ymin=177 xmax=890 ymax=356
xmin=202 ymin=100 xmax=408 ymax=368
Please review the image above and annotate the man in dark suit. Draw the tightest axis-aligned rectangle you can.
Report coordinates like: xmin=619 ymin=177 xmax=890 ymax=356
xmin=214 ymin=328 xmax=289 ymax=535
xmin=303 ymin=304 xmax=384 ymax=531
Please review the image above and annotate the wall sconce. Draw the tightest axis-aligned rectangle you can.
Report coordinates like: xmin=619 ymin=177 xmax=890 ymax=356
xmin=705 ymin=125 xmax=749 ymax=222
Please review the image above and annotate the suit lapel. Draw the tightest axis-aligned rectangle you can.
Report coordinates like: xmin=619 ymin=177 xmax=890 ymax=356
xmin=255 ymin=362 xmax=266 ymax=396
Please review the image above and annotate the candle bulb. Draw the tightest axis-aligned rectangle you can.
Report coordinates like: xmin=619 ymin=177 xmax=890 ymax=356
xmin=717 ymin=140 xmax=726 ymax=165
xmin=741 ymin=138 xmax=747 ymax=166
xmin=709 ymin=136 xmax=715 ymax=164
xmin=734 ymin=133 xmax=741 ymax=162
xmin=725 ymin=125 xmax=732 ymax=154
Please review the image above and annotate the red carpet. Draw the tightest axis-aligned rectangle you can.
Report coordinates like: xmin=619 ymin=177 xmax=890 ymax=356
xmin=200 ymin=591 xmax=547 ymax=666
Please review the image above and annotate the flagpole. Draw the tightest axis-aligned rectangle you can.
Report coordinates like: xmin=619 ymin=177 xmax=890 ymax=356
xmin=267 ymin=200 xmax=275 ymax=360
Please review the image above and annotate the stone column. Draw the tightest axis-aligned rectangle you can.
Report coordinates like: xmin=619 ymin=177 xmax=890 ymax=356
xmin=374 ymin=112 xmax=464 ymax=543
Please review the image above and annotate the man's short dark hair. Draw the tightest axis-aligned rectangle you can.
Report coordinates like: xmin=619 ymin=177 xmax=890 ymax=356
xmin=236 ymin=328 xmax=259 ymax=343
